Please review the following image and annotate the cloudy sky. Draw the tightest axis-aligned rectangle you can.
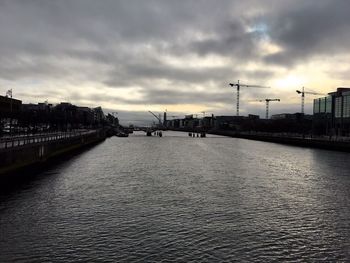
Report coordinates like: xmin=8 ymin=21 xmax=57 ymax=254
xmin=1 ymin=0 xmax=350 ymax=124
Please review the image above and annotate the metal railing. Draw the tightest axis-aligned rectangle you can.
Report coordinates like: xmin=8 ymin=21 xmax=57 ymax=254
xmin=0 ymin=130 xmax=98 ymax=149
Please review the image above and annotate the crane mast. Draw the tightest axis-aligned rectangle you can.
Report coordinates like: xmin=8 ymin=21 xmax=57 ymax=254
xmin=296 ymin=87 xmax=325 ymax=114
xmin=299 ymin=87 xmax=305 ymax=114
xmin=237 ymin=82 xmax=240 ymax=116
xmin=229 ymin=80 xmax=269 ymax=116
xmin=258 ymin=98 xmax=280 ymax=119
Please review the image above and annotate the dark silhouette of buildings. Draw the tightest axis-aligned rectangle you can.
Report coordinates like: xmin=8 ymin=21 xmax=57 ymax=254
xmin=165 ymin=112 xmax=312 ymax=135
xmin=0 ymin=96 xmax=113 ymax=135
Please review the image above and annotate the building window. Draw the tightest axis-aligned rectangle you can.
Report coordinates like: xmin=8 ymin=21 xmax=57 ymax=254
xmin=314 ymin=96 xmax=332 ymax=114
xmin=343 ymin=95 xmax=350 ymax=118
xmin=326 ymin=96 xmax=332 ymax=113
xmin=313 ymin=99 xmax=320 ymax=114
xmin=320 ymin=98 xmax=326 ymax=113
xmin=335 ymin=97 xmax=342 ymax=118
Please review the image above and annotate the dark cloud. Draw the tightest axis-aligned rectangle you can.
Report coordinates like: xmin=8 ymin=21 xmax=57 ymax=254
xmin=104 ymin=61 xmax=237 ymax=88
xmin=264 ymin=0 xmax=350 ymax=66
xmin=0 ymin=0 xmax=349 ymax=117
xmin=139 ymin=88 xmax=233 ymax=105
xmin=328 ymin=68 xmax=350 ymax=81
xmin=63 ymin=87 xmax=234 ymax=107
xmin=186 ymin=17 xmax=269 ymax=61
xmin=0 ymin=1 xmax=260 ymax=80
xmin=0 ymin=57 xmax=69 ymax=81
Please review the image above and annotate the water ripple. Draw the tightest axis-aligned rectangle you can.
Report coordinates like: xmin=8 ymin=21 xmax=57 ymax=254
xmin=0 ymin=131 xmax=349 ymax=262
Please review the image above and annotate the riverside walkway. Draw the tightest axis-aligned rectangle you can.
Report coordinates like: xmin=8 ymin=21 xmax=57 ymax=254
xmin=0 ymin=130 xmax=98 ymax=149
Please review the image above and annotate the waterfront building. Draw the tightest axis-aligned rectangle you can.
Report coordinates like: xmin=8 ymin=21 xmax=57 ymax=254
xmin=0 ymin=95 xmax=108 ymax=134
xmin=313 ymin=87 xmax=350 ymax=136
xmin=93 ymin=107 xmax=106 ymax=126
xmin=199 ymin=116 xmax=215 ymax=130
xmin=76 ymin=107 xmax=94 ymax=128
xmin=179 ymin=119 xmax=185 ymax=128
xmin=21 ymin=102 xmax=53 ymax=131
xmin=214 ymin=116 xmax=245 ymax=130
xmin=313 ymin=95 xmax=333 ymax=135
xmin=186 ymin=118 xmax=200 ymax=130
xmin=0 ymin=95 xmax=22 ymax=134
xmin=22 ymin=102 xmax=53 ymax=112
xmin=166 ymin=119 xmax=180 ymax=129
xmin=0 ymin=95 xmax=22 ymax=116
xmin=248 ymin=114 xmax=260 ymax=120
xmin=271 ymin=113 xmax=308 ymax=120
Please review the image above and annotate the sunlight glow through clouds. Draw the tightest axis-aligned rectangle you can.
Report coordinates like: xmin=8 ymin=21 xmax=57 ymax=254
xmin=273 ymin=74 xmax=306 ymax=89
xmin=2 ymin=1 xmax=350 ymax=119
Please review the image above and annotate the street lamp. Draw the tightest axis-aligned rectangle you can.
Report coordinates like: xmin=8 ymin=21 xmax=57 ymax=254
xmin=6 ymin=89 xmax=13 ymax=136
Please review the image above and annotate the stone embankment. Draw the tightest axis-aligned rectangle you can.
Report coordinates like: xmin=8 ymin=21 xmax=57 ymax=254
xmin=0 ymin=129 xmax=106 ymax=175
xmin=211 ymin=130 xmax=350 ymax=152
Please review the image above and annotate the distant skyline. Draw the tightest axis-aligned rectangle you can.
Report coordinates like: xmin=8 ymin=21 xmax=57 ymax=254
xmin=1 ymin=0 xmax=350 ymax=123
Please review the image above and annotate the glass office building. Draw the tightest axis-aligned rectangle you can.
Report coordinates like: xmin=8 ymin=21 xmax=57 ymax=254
xmin=342 ymin=91 xmax=350 ymax=118
xmin=313 ymin=96 xmax=332 ymax=114
xmin=313 ymin=88 xmax=350 ymax=135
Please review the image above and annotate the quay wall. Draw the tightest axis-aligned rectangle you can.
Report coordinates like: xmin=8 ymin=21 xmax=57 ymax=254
xmin=210 ymin=130 xmax=350 ymax=152
xmin=0 ymin=130 xmax=106 ymax=175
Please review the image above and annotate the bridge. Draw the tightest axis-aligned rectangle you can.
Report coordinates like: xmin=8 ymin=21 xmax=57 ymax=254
xmin=133 ymin=126 xmax=164 ymax=136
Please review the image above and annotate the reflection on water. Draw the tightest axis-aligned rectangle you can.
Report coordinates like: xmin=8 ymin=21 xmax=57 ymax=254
xmin=0 ymin=131 xmax=349 ymax=262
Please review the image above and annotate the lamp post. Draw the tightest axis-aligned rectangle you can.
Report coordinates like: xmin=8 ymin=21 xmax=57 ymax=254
xmin=6 ymin=89 xmax=13 ymax=136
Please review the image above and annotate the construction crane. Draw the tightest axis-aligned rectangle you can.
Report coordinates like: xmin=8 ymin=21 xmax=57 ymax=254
xmin=296 ymin=87 xmax=325 ymax=114
xmin=257 ymin=98 xmax=280 ymax=119
xmin=148 ymin=111 xmax=162 ymax=126
xmin=229 ymin=80 xmax=269 ymax=116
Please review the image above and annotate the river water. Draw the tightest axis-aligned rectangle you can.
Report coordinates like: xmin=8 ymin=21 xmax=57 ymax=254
xmin=0 ymin=131 xmax=349 ymax=262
